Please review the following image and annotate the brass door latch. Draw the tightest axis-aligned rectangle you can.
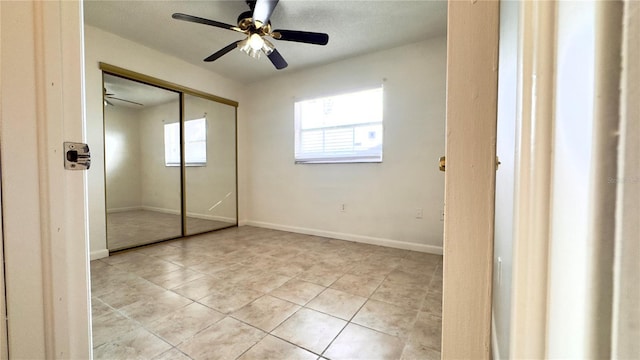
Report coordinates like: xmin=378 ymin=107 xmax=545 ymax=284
xmin=64 ymin=142 xmax=91 ymax=170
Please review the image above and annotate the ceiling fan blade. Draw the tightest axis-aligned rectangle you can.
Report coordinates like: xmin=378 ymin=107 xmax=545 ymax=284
xmin=272 ymin=30 xmax=329 ymax=45
xmin=204 ymin=41 xmax=241 ymax=62
xmin=252 ymin=0 xmax=278 ymax=28
xmin=109 ymin=96 xmax=144 ymax=106
xmin=172 ymin=13 xmax=242 ymax=33
xmin=267 ymin=48 xmax=288 ymax=70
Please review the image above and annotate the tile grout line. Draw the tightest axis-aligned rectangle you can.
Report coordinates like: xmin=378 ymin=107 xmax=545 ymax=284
xmin=317 ymin=264 xmax=395 ymax=358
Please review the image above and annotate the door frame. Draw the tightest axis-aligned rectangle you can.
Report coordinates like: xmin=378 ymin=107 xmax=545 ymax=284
xmin=611 ymin=2 xmax=640 ymax=356
xmin=0 ymin=166 xmax=7 ymax=360
xmin=0 ymin=2 xmax=7 ymax=357
xmin=507 ymin=1 xmax=557 ymax=357
xmin=1 ymin=0 xmax=505 ymax=357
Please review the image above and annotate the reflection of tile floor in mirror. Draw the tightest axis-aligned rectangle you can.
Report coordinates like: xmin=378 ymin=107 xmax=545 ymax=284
xmin=91 ymin=226 xmax=442 ymax=359
xmin=106 ymin=210 xmax=235 ymax=251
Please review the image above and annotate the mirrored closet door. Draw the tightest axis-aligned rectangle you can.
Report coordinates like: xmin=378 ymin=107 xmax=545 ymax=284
xmin=184 ymin=94 xmax=237 ymax=235
xmin=102 ymin=66 xmax=237 ymax=252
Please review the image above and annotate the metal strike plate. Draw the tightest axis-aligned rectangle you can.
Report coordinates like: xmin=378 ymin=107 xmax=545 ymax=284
xmin=439 ymin=156 xmax=446 ymax=172
xmin=64 ymin=142 xmax=91 ymax=170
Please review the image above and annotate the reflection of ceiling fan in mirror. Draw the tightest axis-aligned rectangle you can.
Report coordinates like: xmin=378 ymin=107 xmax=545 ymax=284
xmin=103 ymin=88 xmax=144 ymax=107
xmin=172 ymin=0 xmax=329 ymax=70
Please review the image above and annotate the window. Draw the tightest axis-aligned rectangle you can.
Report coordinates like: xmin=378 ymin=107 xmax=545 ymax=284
xmin=294 ymin=87 xmax=383 ymax=163
xmin=164 ymin=118 xmax=207 ymax=166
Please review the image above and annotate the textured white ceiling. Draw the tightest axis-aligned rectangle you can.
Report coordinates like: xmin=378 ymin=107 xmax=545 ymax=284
xmin=85 ymin=0 xmax=447 ymax=84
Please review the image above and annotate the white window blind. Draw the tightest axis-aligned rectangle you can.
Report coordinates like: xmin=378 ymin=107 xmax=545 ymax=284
xmin=164 ymin=117 xmax=207 ymax=166
xmin=294 ymin=87 xmax=383 ymax=163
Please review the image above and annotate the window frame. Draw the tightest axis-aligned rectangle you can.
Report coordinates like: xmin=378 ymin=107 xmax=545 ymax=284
xmin=294 ymin=86 xmax=384 ymax=164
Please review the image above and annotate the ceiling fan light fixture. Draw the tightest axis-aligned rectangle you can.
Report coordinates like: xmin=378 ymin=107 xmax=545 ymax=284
xmin=239 ymin=40 xmax=261 ymax=58
xmin=248 ymin=33 xmax=264 ymax=50
xmin=239 ymin=34 xmax=266 ymax=58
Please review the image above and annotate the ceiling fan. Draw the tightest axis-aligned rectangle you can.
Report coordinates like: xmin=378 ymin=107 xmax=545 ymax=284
xmin=103 ymin=88 xmax=144 ymax=107
xmin=172 ymin=0 xmax=329 ymax=70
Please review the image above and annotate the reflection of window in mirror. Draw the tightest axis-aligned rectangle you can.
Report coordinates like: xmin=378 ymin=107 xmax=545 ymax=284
xmin=164 ymin=118 xmax=207 ymax=166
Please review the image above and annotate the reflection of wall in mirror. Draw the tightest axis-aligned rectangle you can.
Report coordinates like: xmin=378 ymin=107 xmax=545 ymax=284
xmin=184 ymin=95 xmax=237 ymax=223
xmin=105 ymin=97 xmax=236 ymax=222
xmin=139 ymin=101 xmax=182 ymax=214
xmin=104 ymin=105 xmax=142 ymax=212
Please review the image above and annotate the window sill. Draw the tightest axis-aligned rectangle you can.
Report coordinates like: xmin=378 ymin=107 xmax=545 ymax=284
xmin=165 ymin=163 xmax=207 ymax=167
xmin=295 ymin=159 xmax=382 ymax=164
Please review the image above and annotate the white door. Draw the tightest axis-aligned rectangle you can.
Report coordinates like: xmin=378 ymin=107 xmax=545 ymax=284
xmin=441 ymin=0 xmax=499 ymax=358
xmin=0 ymin=1 xmax=91 ymax=358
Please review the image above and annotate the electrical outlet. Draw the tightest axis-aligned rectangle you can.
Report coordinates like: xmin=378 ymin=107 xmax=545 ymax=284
xmin=415 ymin=208 xmax=423 ymax=219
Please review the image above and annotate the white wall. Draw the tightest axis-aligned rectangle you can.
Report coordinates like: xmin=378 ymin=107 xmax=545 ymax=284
xmin=104 ymin=105 xmax=143 ymax=211
xmin=243 ymin=37 xmax=447 ymax=253
xmin=85 ymin=25 xmax=244 ymax=259
xmin=492 ymin=1 xmax=519 ymax=358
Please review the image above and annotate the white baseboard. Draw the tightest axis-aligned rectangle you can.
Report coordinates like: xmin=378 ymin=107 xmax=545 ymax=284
xmin=491 ymin=312 xmax=500 ymax=360
xmin=90 ymin=249 xmax=109 ymax=260
xmin=107 ymin=206 xmax=142 ymax=214
xmin=141 ymin=206 xmax=235 ymax=223
xmin=244 ymin=220 xmax=443 ymax=255
xmin=92 ymin=220 xmax=440 ymax=258
xmin=185 ymin=212 xmax=236 ymax=223
xmin=142 ymin=206 xmax=180 ymax=215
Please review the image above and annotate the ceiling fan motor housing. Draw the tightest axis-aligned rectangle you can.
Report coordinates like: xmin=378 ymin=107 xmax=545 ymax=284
xmin=237 ymin=11 xmax=253 ymax=29
xmin=237 ymin=11 xmax=272 ymax=35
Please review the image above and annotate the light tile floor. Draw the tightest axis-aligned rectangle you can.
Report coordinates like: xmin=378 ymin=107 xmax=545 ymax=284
xmin=91 ymin=226 xmax=442 ymax=360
